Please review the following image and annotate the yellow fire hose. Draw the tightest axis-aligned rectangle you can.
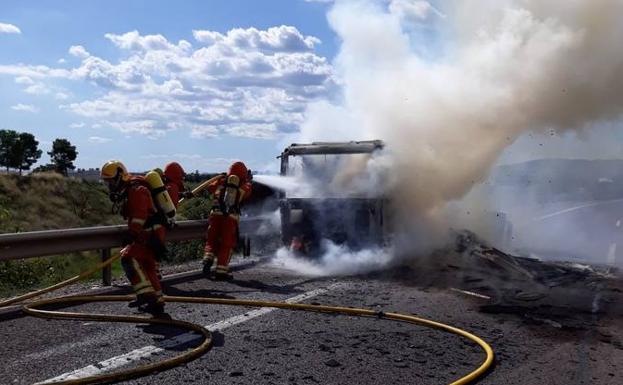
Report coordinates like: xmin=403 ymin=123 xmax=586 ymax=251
xmin=178 ymin=174 xmax=224 ymax=205
xmin=1 ymin=254 xmax=494 ymax=385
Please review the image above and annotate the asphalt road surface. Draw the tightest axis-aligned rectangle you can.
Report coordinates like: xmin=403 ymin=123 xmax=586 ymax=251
xmin=1 ymin=259 xmax=621 ymax=385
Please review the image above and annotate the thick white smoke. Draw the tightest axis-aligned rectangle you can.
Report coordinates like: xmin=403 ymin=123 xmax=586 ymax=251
xmin=271 ymin=241 xmax=393 ymax=276
xmin=297 ymin=0 xmax=623 ymax=252
xmin=273 ymin=0 xmax=623 ymax=274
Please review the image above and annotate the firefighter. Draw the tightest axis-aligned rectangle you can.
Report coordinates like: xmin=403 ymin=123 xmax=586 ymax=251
xmin=100 ymin=160 xmax=168 ymax=315
xmin=202 ymin=161 xmax=252 ymax=280
xmin=149 ymin=162 xmax=194 ymax=279
xmin=163 ymin=161 xmax=194 ymax=207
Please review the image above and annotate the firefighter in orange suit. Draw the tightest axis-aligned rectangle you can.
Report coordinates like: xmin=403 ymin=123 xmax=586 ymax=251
xmin=163 ymin=161 xmax=193 ymax=207
xmin=202 ymin=161 xmax=252 ymax=280
xmin=148 ymin=162 xmax=189 ymax=279
xmin=101 ymin=160 xmax=167 ymax=315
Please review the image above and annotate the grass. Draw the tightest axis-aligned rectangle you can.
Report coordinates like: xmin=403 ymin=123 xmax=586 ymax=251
xmin=0 ymin=172 xmax=121 ymax=233
xmin=0 ymin=173 xmax=213 ymax=297
xmin=0 ymin=252 xmax=125 ymax=298
xmin=0 ymin=173 xmax=123 ymax=297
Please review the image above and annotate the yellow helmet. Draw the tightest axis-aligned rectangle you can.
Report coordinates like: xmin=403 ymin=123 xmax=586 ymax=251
xmin=100 ymin=160 xmax=130 ymax=182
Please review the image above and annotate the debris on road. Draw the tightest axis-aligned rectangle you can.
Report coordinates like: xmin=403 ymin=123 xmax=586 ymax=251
xmin=404 ymin=230 xmax=623 ymax=331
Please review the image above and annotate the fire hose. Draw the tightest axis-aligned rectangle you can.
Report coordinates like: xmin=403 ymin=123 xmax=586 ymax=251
xmin=0 ymin=254 xmax=494 ymax=385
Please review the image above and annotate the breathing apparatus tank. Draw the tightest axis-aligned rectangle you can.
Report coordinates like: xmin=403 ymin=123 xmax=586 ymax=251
xmin=222 ymin=174 xmax=241 ymax=215
xmin=145 ymin=170 xmax=176 ymax=225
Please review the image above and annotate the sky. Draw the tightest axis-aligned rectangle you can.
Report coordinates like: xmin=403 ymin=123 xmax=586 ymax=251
xmin=2 ymin=0 xmax=622 ymax=174
xmin=0 ymin=0 xmax=337 ymax=172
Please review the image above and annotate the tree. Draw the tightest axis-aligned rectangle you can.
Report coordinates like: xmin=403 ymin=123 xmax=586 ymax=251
xmin=48 ymin=138 xmax=78 ymax=176
xmin=0 ymin=129 xmax=19 ymax=172
xmin=10 ymin=132 xmax=42 ymax=175
xmin=32 ymin=164 xmax=56 ymax=173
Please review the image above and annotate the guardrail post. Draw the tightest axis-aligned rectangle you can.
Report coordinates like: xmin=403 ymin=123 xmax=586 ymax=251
xmin=101 ymin=248 xmax=112 ymax=286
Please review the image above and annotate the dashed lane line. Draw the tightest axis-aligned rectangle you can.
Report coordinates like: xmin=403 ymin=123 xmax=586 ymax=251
xmin=38 ymin=282 xmax=342 ymax=384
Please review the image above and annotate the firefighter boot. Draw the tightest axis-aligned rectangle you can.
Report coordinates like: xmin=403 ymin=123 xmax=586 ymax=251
xmin=128 ymin=293 xmax=150 ymax=309
xmin=138 ymin=294 xmax=165 ymax=316
xmin=202 ymin=254 xmax=215 ymax=277
xmin=214 ymin=265 xmax=233 ymax=281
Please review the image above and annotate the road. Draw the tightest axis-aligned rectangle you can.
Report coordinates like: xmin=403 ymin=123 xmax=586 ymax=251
xmin=1 ymin=258 xmax=621 ymax=385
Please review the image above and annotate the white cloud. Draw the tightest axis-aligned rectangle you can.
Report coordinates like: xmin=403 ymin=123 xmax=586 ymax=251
xmin=0 ymin=22 xmax=20 ymax=34
xmin=14 ymin=74 xmax=70 ymax=98
xmin=189 ymin=125 xmax=219 ymax=138
xmin=224 ymin=123 xmax=278 ymax=139
xmin=105 ymin=31 xmax=191 ymax=53
xmin=24 ymin=83 xmax=50 ymax=95
xmin=388 ymin=0 xmax=445 ymax=22
xmin=4 ymin=26 xmax=334 ymax=140
xmin=15 ymin=76 xmax=34 ymax=85
xmin=0 ymin=64 xmax=71 ymax=78
xmin=191 ymin=30 xmax=220 ymax=45
xmin=140 ymin=153 xmax=240 ymax=171
xmin=69 ymin=122 xmax=85 ymax=128
xmin=55 ymin=92 xmax=70 ymax=100
xmin=58 ymin=58 xmax=66 ymax=64
xmin=13 ymin=73 xmax=72 ymax=98
xmin=88 ymin=136 xmax=112 ymax=143
xmin=11 ymin=103 xmax=39 ymax=113
xmin=105 ymin=120 xmax=168 ymax=139
xmin=69 ymin=45 xmax=90 ymax=59
xmin=193 ymin=25 xmax=321 ymax=52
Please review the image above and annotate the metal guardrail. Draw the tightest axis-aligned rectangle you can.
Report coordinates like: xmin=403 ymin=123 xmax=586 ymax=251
xmin=0 ymin=220 xmax=209 ymax=286
xmin=0 ymin=217 xmax=265 ymax=286
xmin=0 ymin=220 xmax=208 ymax=262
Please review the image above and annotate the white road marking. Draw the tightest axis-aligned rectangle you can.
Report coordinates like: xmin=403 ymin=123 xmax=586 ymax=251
xmin=38 ymin=283 xmax=342 ymax=384
xmin=607 ymin=218 xmax=621 ymax=268
xmin=607 ymin=243 xmax=617 ymax=266
xmin=449 ymin=288 xmax=491 ymax=300
xmin=531 ymin=198 xmax=623 ymax=223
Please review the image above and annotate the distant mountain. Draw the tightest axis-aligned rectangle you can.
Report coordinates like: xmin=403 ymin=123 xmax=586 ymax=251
xmin=491 ymin=159 xmax=623 ymax=202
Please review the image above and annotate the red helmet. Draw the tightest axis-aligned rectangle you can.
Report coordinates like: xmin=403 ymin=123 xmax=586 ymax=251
xmin=228 ymin=161 xmax=248 ymax=181
xmin=164 ymin=162 xmax=185 ymax=186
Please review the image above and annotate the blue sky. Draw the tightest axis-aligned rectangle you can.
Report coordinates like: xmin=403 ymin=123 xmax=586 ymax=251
xmin=0 ymin=0 xmax=337 ymax=172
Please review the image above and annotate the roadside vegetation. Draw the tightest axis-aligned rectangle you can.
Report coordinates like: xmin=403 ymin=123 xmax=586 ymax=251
xmin=0 ymin=172 xmax=120 ymax=296
xmin=0 ymin=171 xmax=214 ymax=297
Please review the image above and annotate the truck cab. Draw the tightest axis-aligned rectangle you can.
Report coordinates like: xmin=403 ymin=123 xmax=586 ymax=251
xmin=278 ymin=140 xmax=388 ymax=256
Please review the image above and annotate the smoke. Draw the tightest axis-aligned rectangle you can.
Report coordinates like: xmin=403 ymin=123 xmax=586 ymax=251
xmin=253 ymin=174 xmax=316 ymax=197
xmin=271 ymin=241 xmax=393 ymax=276
xmin=294 ymin=0 xmax=623 ymax=258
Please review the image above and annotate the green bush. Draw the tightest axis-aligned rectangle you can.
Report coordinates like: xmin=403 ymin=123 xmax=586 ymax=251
xmin=0 ymin=252 xmax=106 ymax=296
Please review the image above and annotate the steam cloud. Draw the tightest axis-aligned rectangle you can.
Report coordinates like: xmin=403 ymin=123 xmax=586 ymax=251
xmin=294 ymin=0 xmax=623 ymax=255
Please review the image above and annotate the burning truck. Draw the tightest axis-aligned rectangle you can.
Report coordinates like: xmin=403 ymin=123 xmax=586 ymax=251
xmin=277 ymin=140 xmax=389 ymax=256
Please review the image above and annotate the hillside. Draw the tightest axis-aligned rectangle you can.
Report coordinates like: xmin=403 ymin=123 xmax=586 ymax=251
xmin=0 ymin=172 xmax=122 ymax=234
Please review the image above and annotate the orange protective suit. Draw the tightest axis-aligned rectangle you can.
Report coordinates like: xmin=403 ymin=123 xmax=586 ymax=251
xmin=202 ymin=162 xmax=252 ymax=278
xmin=164 ymin=162 xmax=187 ymax=208
xmin=119 ymin=177 xmax=166 ymax=309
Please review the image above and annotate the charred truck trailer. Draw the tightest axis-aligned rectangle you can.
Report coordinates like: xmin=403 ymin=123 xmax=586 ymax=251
xmin=278 ymin=140 xmax=389 ymax=256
